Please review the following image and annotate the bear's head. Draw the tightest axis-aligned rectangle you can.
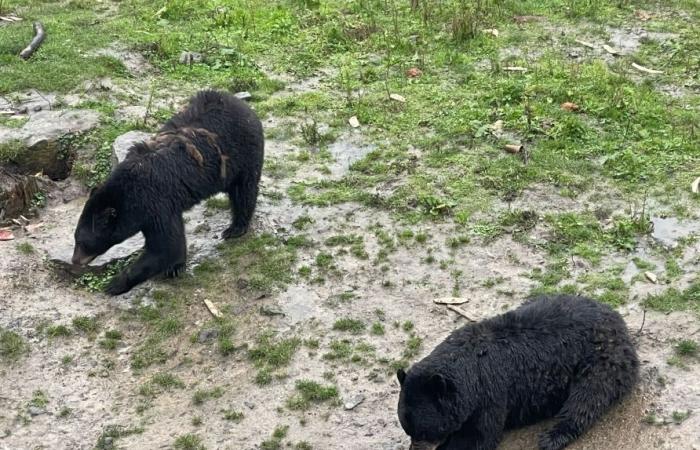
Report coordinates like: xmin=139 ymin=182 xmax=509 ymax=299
xmin=396 ymin=367 xmax=468 ymax=450
xmin=72 ymin=185 xmax=138 ymax=265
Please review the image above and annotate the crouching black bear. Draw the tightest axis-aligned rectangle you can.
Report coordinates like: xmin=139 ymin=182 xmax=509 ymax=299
xmin=72 ymin=90 xmax=264 ymax=295
xmin=396 ymin=294 xmax=639 ymax=450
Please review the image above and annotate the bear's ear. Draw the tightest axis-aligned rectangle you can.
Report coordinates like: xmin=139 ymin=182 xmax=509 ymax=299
xmin=424 ymin=373 xmax=454 ymax=397
xmin=396 ymin=368 xmax=407 ymax=385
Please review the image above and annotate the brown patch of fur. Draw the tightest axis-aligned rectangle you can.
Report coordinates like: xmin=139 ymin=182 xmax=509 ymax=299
xmin=146 ymin=127 xmax=227 ymax=178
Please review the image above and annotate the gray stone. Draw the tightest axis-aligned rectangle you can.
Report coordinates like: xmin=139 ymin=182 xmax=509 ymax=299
xmin=234 ymin=91 xmax=252 ymax=101
xmin=111 ymin=130 xmax=153 ymax=165
xmin=179 ymin=51 xmax=203 ymax=65
xmin=0 ymin=109 xmax=100 ymax=180
xmin=343 ymin=393 xmax=365 ymax=410
xmin=27 ymin=406 xmax=46 ymax=416
xmin=197 ymin=328 xmax=218 ymax=343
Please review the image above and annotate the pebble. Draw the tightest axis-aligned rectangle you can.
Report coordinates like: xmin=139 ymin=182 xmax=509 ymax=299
xmin=234 ymin=91 xmax=252 ymax=101
xmin=244 ymin=401 xmax=255 ymax=409
xmin=27 ymin=406 xmax=46 ymax=416
xmin=344 ymin=393 xmax=365 ymax=410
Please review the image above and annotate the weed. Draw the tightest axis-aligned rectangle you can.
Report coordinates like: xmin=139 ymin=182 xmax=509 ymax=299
xmin=675 ymin=340 xmax=698 ymax=358
xmin=286 ymin=380 xmax=339 ymax=411
xmin=16 ymin=242 xmax=34 ymax=254
xmin=174 ymin=434 xmax=206 ymax=450
xmin=46 ymin=325 xmax=72 ymax=338
xmin=261 ymin=425 xmax=289 ymax=450
xmin=192 ymin=387 xmax=224 ymax=406
xmin=72 ymin=316 xmax=99 ymax=334
xmin=95 ymin=425 xmax=144 ymax=450
xmin=222 ymin=409 xmax=244 ymax=422
xmin=332 ymin=318 xmax=365 ymax=334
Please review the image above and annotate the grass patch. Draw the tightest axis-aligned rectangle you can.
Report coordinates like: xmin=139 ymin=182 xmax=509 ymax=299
xmin=261 ymin=425 xmax=289 ymax=450
xmin=72 ymin=316 xmax=99 ymax=334
xmin=95 ymin=425 xmax=144 ymax=450
xmin=139 ymin=372 xmax=185 ymax=398
xmin=248 ymin=332 xmax=301 ymax=385
xmin=174 ymin=434 xmax=206 ymax=450
xmin=643 ymin=281 xmax=700 ymax=314
xmin=286 ymin=379 xmax=339 ymax=411
xmin=332 ymin=318 xmax=365 ymax=334
xmin=192 ymin=387 xmax=224 ymax=406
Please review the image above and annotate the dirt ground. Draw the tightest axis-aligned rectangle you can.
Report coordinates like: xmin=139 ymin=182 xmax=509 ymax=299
xmin=1 ymin=4 xmax=699 ymax=449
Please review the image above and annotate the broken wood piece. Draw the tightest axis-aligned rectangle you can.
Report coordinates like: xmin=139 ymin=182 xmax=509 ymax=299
xmin=19 ymin=21 xmax=46 ymax=60
xmin=602 ymin=44 xmax=620 ymax=55
xmin=504 ymin=66 xmax=527 ymax=72
xmin=644 ymin=271 xmax=658 ymax=284
xmin=447 ymin=305 xmax=476 ymax=322
xmin=691 ymin=177 xmax=700 ymax=194
xmin=0 ymin=15 xmax=23 ymax=22
xmin=504 ymin=144 xmax=523 ymax=153
xmin=203 ymin=299 xmax=222 ymax=318
xmin=434 ymin=297 xmax=469 ymax=305
xmin=389 ymin=93 xmax=406 ymax=103
xmin=575 ymin=39 xmax=596 ymax=49
xmin=348 ymin=116 xmax=360 ymax=128
xmin=631 ymin=62 xmax=663 ymax=74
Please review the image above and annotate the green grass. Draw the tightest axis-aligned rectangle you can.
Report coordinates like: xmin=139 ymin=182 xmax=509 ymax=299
xmin=286 ymin=379 xmax=339 ymax=411
xmin=261 ymin=425 xmax=289 ymax=450
xmin=0 ymin=328 xmax=27 ymax=362
xmin=174 ymin=434 xmax=206 ymax=450
xmin=248 ymin=332 xmax=301 ymax=385
xmin=332 ymin=318 xmax=365 ymax=334
xmin=95 ymin=425 xmax=144 ymax=450
xmin=644 ymin=281 xmax=700 ymax=314
xmin=72 ymin=316 xmax=99 ymax=334
xmin=192 ymin=387 xmax=224 ymax=406
xmin=46 ymin=324 xmax=73 ymax=338
xmin=139 ymin=372 xmax=185 ymax=398
xmin=15 ymin=242 xmax=35 ymax=255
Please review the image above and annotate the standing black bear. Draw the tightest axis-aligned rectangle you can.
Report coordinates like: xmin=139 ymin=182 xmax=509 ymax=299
xmin=396 ymin=294 xmax=639 ymax=450
xmin=72 ymin=90 xmax=264 ymax=295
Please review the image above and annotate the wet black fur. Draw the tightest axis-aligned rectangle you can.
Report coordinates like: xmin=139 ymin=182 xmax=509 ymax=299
xmin=397 ymin=295 xmax=639 ymax=450
xmin=73 ymin=90 xmax=264 ymax=295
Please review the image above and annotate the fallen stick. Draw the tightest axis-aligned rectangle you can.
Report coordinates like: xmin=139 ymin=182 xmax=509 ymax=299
xmin=446 ymin=305 xmax=476 ymax=322
xmin=19 ymin=21 xmax=46 ymax=60
xmin=203 ymin=299 xmax=222 ymax=318
xmin=575 ymin=39 xmax=596 ymax=49
xmin=631 ymin=62 xmax=663 ymax=74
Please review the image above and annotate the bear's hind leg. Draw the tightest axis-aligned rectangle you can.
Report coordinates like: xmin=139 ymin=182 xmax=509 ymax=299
xmin=222 ymin=175 xmax=259 ymax=239
xmin=538 ymin=369 xmax=633 ymax=450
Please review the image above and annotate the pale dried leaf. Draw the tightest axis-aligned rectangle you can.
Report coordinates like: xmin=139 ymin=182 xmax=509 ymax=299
xmin=504 ymin=66 xmax=527 ymax=72
xmin=348 ymin=116 xmax=360 ymax=128
xmin=561 ymin=102 xmax=580 ymax=112
xmin=631 ymin=62 xmax=663 ymax=74
xmin=482 ymin=28 xmax=499 ymax=37
xmin=691 ymin=177 xmax=700 ymax=194
xmin=602 ymin=44 xmax=620 ymax=55
xmin=634 ymin=10 xmax=652 ymax=21
xmin=575 ymin=39 xmax=597 ymax=49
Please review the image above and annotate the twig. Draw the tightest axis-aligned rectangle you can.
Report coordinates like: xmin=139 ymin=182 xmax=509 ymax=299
xmin=19 ymin=21 xmax=45 ymax=60
xmin=203 ymin=299 xmax=222 ymax=318
xmin=637 ymin=308 xmax=647 ymax=335
xmin=447 ymin=305 xmax=476 ymax=322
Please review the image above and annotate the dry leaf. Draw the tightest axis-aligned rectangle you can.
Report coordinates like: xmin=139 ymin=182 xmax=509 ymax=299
xmin=691 ymin=177 xmax=700 ymax=194
xmin=434 ymin=297 xmax=469 ymax=305
xmin=482 ymin=28 xmax=499 ymax=37
xmin=490 ymin=120 xmax=504 ymax=135
xmin=504 ymin=66 xmax=527 ymax=72
xmin=389 ymin=93 xmax=406 ymax=103
xmin=631 ymin=63 xmax=663 ymax=74
xmin=602 ymin=44 xmax=620 ymax=55
xmin=348 ymin=116 xmax=360 ymax=128
xmin=561 ymin=102 xmax=580 ymax=112
xmin=0 ymin=228 xmax=15 ymax=241
xmin=24 ymin=222 xmax=44 ymax=234
xmin=203 ymin=299 xmax=222 ymax=318
xmin=504 ymin=144 xmax=523 ymax=153
xmin=634 ymin=10 xmax=652 ymax=21
xmin=644 ymin=272 xmax=658 ymax=284
xmin=406 ymin=67 xmax=422 ymax=78
xmin=575 ymin=39 xmax=597 ymax=49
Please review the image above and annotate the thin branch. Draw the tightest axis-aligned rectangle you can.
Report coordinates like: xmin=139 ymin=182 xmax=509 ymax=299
xmin=19 ymin=21 xmax=45 ymax=60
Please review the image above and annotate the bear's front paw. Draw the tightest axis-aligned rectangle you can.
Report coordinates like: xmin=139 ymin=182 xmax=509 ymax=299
xmin=165 ymin=262 xmax=186 ymax=278
xmin=538 ymin=430 xmax=572 ymax=450
xmin=222 ymin=225 xmax=247 ymax=240
xmin=105 ymin=276 xmax=131 ymax=296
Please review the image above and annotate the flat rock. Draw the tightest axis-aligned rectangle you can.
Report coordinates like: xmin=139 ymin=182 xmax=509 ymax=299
xmin=0 ymin=109 xmax=100 ymax=180
xmin=344 ymin=393 xmax=365 ymax=410
xmin=112 ymin=131 xmax=153 ymax=165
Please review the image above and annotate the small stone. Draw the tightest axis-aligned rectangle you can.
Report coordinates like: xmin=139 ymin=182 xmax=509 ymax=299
xmin=179 ymin=51 xmax=203 ymax=65
xmin=344 ymin=393 xmax=365 ymax=410
xmin=197 ymin=328 xmax=218 ymax=343
xmin=644 ymin=271 xmax=658 ymax=284
xmin=389 ymin=93 xmax=406 ymax=103
xmin=32 ymin=105 xmax=42 ymax=112
xmin=348 ymin=116 xmax=360 ymax=128
xmin=244 ymin=401 xmax=255 ymax=409
xmin=234 ymin=91 xmax=252 ymax=101
xmin=27 ymin=406 xmax=46 ymax=416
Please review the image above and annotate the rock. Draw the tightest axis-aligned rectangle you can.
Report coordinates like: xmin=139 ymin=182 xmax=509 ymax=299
xmin=0 ymin=168 xmax=40 ymax=221
xmin=114 ymin=105 xmax=148 ymax=122
xmin=179 ymin=51 xmax=203 ymax=65
xmin=27 ymin=406 xmax=46 ymax=416
xmin=344 ymin=393 xmax=365 ymax=410
xmin=234 ymin=91 xmax=252 ymax=101
xmin=0 ymin=109 xmax=100 ymax=180
xmin=111 ymin=131 xmax=153 ymax=165
xmin=244 ymin=401 xmax=255 ymax=409
xmin=92 ymin=47 xmax=152 ymax=76
xmin=197 ymin=328 xmax=219 ymax=343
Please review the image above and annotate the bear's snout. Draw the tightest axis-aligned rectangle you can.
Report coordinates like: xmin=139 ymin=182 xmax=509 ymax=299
xmin=71 ymin=246 xmax=96 ymax=266
xmin=409 ymin=441 xmax=439 ymax=450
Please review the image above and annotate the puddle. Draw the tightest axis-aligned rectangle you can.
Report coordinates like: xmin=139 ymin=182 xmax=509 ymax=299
xmin=326 ymin=134 xmax=377 ymax=177
xmin=651 ymin=216 xmax=700 ymax=248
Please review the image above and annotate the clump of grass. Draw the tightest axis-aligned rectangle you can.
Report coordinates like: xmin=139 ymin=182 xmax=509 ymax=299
xmin=140 ymin=372 xmax=185 ymax=398
xmin=643 ymin=281 xmax=700 ymax=314
xmin=674 ymin=340 xmax=698 ymax=358
xmin=29 ymin=390 xmax=49 ymax=408
xmin=205 ymin=196 xmax=230 ymax=210
xmin=174 ymin=434 xmax=206 ymax=450
xmin=332 ymin=318 xmax=365 ymax=334
xmin=1 ymin=328 xmax=28 ymax=362
xmin=248 ymin=332 xmax=301 ymax=385
xmin=222 ymin=409 xmax=244 ymax=422
xmin=286 ymin=379 xmax=339 ymax=411
xmin=192 ymin=387 xmax=224 ymax=406
xmin=261 ymin=425 xmax=289 ymax=450
xmin=95 ymin=425 xmax=144 ymax=450
xmin=99 ymin=329 xmax=123 ymax=350
xmin=46 ymin=324 xmax=72 ymax=338
xmin=371 ymin=322 xmax=385 ymax=335
xmin=130 ymin=336 xmax=168 ymax=370
xmin=75 ymin=255 xmax=136 ymax=293
xmin=16 ymin=242 xmax=35 ymax=254
xmin=72 ymin=316 xmax=99 ymax=334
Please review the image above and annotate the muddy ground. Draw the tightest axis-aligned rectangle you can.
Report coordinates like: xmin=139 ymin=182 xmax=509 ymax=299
xmin=1 ymin=7 xmax=699 ymax=450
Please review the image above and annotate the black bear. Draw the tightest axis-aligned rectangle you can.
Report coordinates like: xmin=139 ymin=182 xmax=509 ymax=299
xmin=72 ymin=90 xmax=264 ymax=295
xmin=396 ymin=294 xmax=638 ymax=450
